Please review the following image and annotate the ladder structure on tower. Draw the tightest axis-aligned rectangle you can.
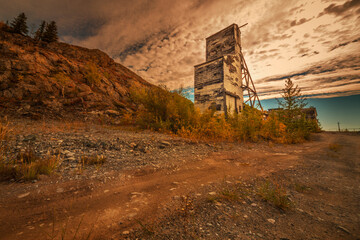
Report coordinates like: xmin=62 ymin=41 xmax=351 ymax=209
xmin=237 ymin=26 xmax=263 ymax=111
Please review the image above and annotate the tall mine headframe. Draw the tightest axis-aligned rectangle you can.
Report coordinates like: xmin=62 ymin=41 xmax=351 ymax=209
xmin=194 ymin=23 xmax=262 ymax=114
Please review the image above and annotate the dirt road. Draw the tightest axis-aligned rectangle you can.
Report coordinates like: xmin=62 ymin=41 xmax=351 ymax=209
xmin=0 ymin=131 xmax=359 ymax=239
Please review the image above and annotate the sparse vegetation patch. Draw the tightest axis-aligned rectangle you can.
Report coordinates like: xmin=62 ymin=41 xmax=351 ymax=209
xmin=80 ymin=155 xmax=106 ymax=166
xmin=1 ymin=152 xmax=60 ymax=181
xmin=209 ymin=181 xmax=250 ymax=203
xmin=85 ymin=63 xmax=102 ymax=87
xmin=257 ymin=180 xmax=292 ymax=210
xmin=0 ymin=119 xmax=60 ymax=181
xmin=329 ymin=143 xmax=342 ymax=152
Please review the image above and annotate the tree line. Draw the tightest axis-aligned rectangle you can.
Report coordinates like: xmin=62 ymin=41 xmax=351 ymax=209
xmin=130 ymin=77 xmax=320 ymax=144
xmin=5 ymin=12 xmax=58 ymax=43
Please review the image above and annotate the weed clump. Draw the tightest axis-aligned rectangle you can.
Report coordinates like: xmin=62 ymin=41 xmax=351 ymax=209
xmin=293 ymin=182 xmax=311 ymax=193
xmin=329 ymin=143 xmax=341 ymax=152
xmin=257 ymin=180 xmax=292 ymax=210
xmin=0 ymin=120 xmax=60 ymax=181
xmin=85 ymin=63 xmax=102 ymax=87
xmin=208 ymin=181 xmax=250 ymax=203
xmin=1 ymin=151 xmax=60 ymax=181
xmin=80 ymin=155 xmax=106 ymax=166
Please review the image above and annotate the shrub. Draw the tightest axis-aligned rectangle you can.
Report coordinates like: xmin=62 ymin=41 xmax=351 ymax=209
xmin=131 ymin=86 xmax=195 ymax=133
xmin=260 ymin=112 xmax=286 ymax=143
xmin=258 ymin=180 xmax=292 ymax=210
xmin=54 ymin=72 xmax=73 ymax=87
xmin=213 ymin=181 xmax=249 ymax=203
xmin=130 ymin=84 xmax=318 ymax=143
xmin=228 ymin=106 xmax=263 ymax=142
xmin=85 ymin=63 xmax=102 ymax=87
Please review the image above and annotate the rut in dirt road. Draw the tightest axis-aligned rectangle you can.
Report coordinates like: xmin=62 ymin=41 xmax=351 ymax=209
xmin=1 ymin=132 xmax=359 ymax=240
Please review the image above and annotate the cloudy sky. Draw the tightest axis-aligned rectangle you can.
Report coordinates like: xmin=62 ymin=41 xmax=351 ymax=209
xmin=1 ymin=0 xmax=360 ymax=100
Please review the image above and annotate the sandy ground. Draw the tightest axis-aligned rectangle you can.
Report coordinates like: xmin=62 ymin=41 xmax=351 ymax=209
xmin=0 ymin=126 xmax=359 ymax=240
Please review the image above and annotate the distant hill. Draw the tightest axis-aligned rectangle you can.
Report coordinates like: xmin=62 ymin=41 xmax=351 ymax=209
xmin=0 ymin=22 xmax=155 ymax=120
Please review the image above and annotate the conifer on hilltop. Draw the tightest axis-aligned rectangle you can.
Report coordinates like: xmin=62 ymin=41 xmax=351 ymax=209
xmin=42 ymin=21 xmax=58 ymax=43
xmin=10 ymin=12 xmax=28 ymax=35
xmin=34 ymin=20 xmax=46 ymax=41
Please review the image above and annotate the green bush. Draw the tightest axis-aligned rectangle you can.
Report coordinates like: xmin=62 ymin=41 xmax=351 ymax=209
xmin=131 ymin=86 xmax=195 ymax=133
xmin=228 ymin=106 xmax=263 ymax=142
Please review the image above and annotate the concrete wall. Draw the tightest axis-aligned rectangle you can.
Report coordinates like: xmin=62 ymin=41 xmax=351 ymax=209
xmin=194 ymin=58 xmax=225 ymax=112
xmin=223 ymin=54 xmax=243 ymax=113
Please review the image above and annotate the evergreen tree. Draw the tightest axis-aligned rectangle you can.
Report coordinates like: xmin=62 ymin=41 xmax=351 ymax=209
xmin=276 ymin=78 xmax=316 ymax=142
xmin=10 ymin=12 xmax=28 ymax=35
xmin=42 ymin=21 xmax=58 ymax=43
xmin=277 ymin=78 xmax=307 ymax=112
xmin=34 ymin=21 xmax=46 ymax=41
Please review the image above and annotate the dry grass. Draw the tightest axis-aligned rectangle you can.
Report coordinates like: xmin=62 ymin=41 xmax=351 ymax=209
xmin=208 ymin=181 xmax=250 ymax=203
xmin=329 ymin=143 xmax=342 ymax=152
xmin=16 ymin=147 xmax=38 ymax=163
xmin=257 ymin=180 xmax=292 ymax=210
xmin=0 ymin=118 xmax=13 ymax=180
xmin=293 ymin=182 xmax=311 ymax=193
xmin=1 ymin=150 xmax=60 ymax=181
xmin=85 ymin=63 xmax=102 ymax=87
xmin=1 ymin=119 xmax=60 ymax=181
xmin=80 ymin=155 xmax=106 ymax=166
xmin=0 ymin=117 xmax=12 ymax=146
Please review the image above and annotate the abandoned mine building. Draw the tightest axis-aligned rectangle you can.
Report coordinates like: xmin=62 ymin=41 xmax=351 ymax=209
xmin=194 ymin=24 xmax=243 ymax=114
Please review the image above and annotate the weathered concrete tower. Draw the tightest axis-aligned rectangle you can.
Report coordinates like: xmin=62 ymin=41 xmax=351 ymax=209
xmin=194 ymin=24 xmax=243 ymax=114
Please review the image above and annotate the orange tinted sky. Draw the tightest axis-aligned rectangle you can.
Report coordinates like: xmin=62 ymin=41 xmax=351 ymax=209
xmin=1 ymin=0 xmax=359 ymax=99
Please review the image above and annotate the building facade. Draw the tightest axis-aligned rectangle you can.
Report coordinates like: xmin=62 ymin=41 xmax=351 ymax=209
xmin=194 ymin=24 xmax=243 ymax=114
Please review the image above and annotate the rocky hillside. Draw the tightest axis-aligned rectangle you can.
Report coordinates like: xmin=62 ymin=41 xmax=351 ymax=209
xmin=0 ymin=23 xmax=154 ymax=120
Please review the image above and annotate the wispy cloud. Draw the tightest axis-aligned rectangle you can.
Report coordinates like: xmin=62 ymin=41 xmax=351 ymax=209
xmin=256 ymin=53 xmax=360 ymax=99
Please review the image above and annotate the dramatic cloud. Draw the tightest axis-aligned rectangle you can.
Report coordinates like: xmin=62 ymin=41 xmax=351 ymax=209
xmin=256 ymin=54 xmax=360 ymax=99
xmin=319 ymin=0 xmax=360 ymax=17
xmin=0 ymin=0 xmax=359 ymax=98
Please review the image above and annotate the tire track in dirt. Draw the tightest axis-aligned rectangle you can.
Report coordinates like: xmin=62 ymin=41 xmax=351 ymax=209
xmin=1 ymin=134 xmax=336 ymax=240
